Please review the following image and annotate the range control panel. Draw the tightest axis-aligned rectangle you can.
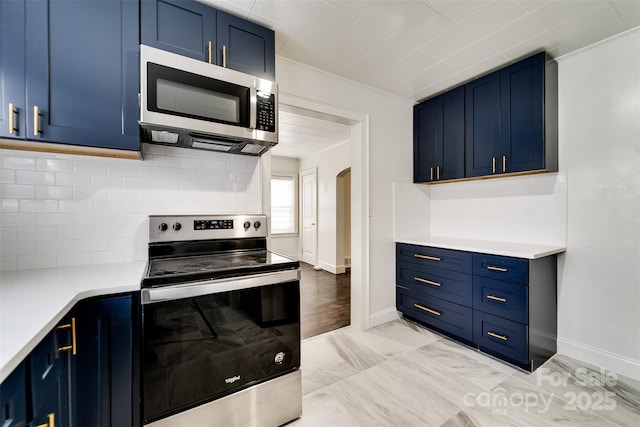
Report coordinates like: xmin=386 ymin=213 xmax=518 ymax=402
xmin=149 ymin=214 xmax=267 ymax=243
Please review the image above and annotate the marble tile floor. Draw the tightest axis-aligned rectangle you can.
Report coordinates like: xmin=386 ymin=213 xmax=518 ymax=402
xmin=288 ymin=319 xmax=640 ymax=427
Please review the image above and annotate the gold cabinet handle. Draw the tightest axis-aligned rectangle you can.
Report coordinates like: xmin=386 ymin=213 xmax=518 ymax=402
xmin=222 ymin=45 xmax=227 ymax=68
xmin=33 ymin=105 xmax=40 ymax=136
xmin=37 ymin=413 xmax=55 ymax=427
xmin=414 ymin=277 xmax=441 ymax=287
xmin=414 ymin=254 xmax=441 ymax=261
xmin=502 ymin=155 xmax=507 ymax=172
xmin=492 ymin=157 xmax=496 ymax=174
xmin=208 ymin=41 xmax=212 ymax=64
xmin=413 ymin=303 xmax=441 ymax=316
xmin=488 ymin=331 xmax=508 ymax=341
xmin=9 ymin=102 xmax=16 ymax=134
xmin=57 ymin=317 xmax=77 ymax=355
xmin=487 ymin=295 xmax=507 ymax=303
xmin=487 ymin=266 xmax=508 ymax=272
xmin=436 ymin=166 xmax=440 ymax=180
xmin=430 ymin=167 xmax=433 ymax=181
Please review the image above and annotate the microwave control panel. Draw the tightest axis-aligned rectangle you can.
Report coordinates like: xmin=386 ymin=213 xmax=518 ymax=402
xmin=256 ymin=93 xmax=276 ymax=132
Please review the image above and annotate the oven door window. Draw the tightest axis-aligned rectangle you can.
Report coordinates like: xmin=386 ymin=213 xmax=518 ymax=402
xmin=142 ymin=281 xmax=300 ymax=423
xmin=147 ymin=63 xmax=250 ymax=127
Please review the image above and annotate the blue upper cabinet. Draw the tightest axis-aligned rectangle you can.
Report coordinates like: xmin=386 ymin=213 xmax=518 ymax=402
xmin=414 ymin=86 xmax=465 ymax=183
xmin=141 ymin=0 xmax=276 ymax=80
xmin=466 ymin=52 xmax=557 ymax=178
xmin=2 ymin=0 xmax=139 ymax=151
xmin=141 ymin=0 xmax=216 ymax=62
xmin=217 ymin=10 xmax=276 ymax=80
xmin=465 ymin=72 xmax=501 ymax=177
xmin=0 ymin=0 xmax=26 ymax=140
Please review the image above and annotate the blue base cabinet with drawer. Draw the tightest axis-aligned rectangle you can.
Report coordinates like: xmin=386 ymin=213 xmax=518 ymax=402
xmin=396 ymin=243 xmax=558 ymax=372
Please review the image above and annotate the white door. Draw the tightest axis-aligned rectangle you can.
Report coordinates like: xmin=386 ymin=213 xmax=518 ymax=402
xmin=301 ymin=168 xmax=318 ymax=267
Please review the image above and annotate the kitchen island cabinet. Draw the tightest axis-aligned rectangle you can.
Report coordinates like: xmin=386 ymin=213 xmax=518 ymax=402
xmin=142 ymin=0 xmax=276 ymax=80
xmin=396 ymin=238 xmax=564 ymax=371
xmin=1 ymin=0 xmax=139 ymax=151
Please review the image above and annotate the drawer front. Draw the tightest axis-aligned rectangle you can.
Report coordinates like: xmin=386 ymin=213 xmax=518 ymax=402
xmin=473 ymin=311 xmax=528 ymax=364
xmin=473 ymin=253 xmax=528 ymax=284
xmin=397 ymin=261 xmax=472 ymax=306
xmin=397 ymin=243 xmax=472 ymax=274
xmin=473 ymin=276 xmax=528 ymax=323
xmin=397 ymin=288 xmax=473 ymax=342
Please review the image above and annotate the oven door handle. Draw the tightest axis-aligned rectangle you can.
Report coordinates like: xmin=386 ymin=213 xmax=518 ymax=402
xmin=141 ymin=269 xmax=299 ymax=304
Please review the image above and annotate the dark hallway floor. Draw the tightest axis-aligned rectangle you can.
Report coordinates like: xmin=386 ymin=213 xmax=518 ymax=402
xmin=299 ymin=262 xmax=351 ymax=339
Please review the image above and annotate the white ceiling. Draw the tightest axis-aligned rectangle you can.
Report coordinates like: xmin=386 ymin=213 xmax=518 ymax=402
xmin=201 ymin=0 xmax=640 ymax=157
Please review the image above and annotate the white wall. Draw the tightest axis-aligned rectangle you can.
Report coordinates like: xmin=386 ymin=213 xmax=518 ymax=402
xmin=556 ymin=28 xmax=640 ymax=380
xmin=0 ymin=144 xmax=261 ymax=271
xmin=299 ymin=141 xmax=351 ymax=273
xmin=277 ymin=56 xmax=414 ymax=327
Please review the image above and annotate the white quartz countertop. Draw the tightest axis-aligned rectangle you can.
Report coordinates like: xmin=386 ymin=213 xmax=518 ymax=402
xmin=0 ymin=262 xmax=146 ymax=383
xmin=395 ymin=235 xmax=566 ymax=259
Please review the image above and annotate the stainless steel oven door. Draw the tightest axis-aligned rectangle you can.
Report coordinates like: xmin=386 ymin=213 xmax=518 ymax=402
xmin=141 ymin=270 xmax=300 ymax=424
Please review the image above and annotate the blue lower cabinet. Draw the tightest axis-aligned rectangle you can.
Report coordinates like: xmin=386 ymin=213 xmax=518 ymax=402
xmin=397 ymin=261 xmax=472 ymax=306
xmin=474 ymin=311 xmax=528 ymax=366
xmin=0 ymin=363 xmax=28 ymax=427
xmin=397 ymin=288 xmax=473 ymax=343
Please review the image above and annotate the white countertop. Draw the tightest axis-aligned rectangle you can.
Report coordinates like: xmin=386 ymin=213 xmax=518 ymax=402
xmin=0 ymin=262 xmax=146 ymax=383
xmin=395 ymin=235 xmax=566 ymax=259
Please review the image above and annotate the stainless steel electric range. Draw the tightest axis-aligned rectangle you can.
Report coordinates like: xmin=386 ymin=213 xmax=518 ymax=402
xmin=140 ymin=214 xmax=301 ymax=427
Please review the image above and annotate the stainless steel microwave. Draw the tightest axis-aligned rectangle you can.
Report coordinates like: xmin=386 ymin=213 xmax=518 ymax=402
xmin=140 ymin=45 xmax=278 ymax=156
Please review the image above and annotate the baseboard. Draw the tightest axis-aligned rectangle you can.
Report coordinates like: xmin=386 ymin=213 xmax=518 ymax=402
xmin=557 ymin=336 xmax=640 ymax=381
xmin=317 ymin=261 xmax=346 ymax=274
xmin=368 ymin=307 xmax=400 ymax=328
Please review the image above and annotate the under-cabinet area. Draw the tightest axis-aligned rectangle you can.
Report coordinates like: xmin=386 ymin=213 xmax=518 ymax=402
xmin=395 ymin=239 xmax=564 ymax=372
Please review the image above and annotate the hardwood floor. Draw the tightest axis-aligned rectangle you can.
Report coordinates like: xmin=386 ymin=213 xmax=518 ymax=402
xmin=299 ymin=262 xmax=350 ymax=339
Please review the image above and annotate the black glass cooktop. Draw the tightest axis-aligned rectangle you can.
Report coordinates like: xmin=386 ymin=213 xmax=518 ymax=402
xmin=143 ymin=249 xmax=299 ymax=288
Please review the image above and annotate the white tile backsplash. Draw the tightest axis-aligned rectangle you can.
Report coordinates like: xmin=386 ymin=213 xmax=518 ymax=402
xmin=0 ymin=143 xmax=262 ymax=271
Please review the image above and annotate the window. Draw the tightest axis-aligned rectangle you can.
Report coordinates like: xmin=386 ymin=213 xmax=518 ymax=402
xmin=271 ymin=174 xmax=297 ymax=234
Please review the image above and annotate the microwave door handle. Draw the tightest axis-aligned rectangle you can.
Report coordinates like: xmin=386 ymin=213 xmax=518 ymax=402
xmin=250 ymin=86 xmax=257 ymax=130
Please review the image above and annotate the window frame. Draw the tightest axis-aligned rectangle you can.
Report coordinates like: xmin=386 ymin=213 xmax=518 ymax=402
xmin=270 ymin=172 xmax=298 ymax=236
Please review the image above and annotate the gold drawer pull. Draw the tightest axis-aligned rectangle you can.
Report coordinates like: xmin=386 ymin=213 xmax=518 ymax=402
xmin=207 ymin=41 xmax=213 ymax=64
xmin=487 ymin=266 xmax=508 ymax=272
xmin=487 ymin=295 xmax=507 ymax=303
xmin=33 ymin=105 xmax=40 ymax=136
xmin=9 ymin=102 xmax=16 ymax=134
xmin=57 ymin=317 xmax=77 ymax=355
xmin=37 ymin=413 xmax=55 ymax=427
xmin=488 ymin=331 xmax=508 ymax=341
xmin=414 ymin=277 xmax=441 ymax=287
xmin=413 ymin=303 xmax=441 ymax=316
xmin=414 ymin=254 xmax=441 ymax=261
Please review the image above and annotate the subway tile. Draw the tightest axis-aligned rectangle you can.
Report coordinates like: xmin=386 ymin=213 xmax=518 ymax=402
xmin=19 ymin=199 xmax=59 ymax=213
xmin=92 ymin=175 xmax=124 ymax=188
xmin=75 ymin=239 xmax=108 ymax=252
xmin=37 ymin=240 xmax=75 ymax=254
xmin=139 ymin=165 xmax=167 ymax=178
xmin=1 ymin=156 xmax=36 ymax=170
xmin=74 ymin=213 xmax=107 ymax=226
xmin=57 ymin=252 xmax=93 ymax=267
xmin=107 ymin=162 xmax=139 ymax=177
xmin=74 ymin=187 xmax=107 ymax=201
xmin=0 ymin=227 xmax=17 ymax=241
xmin=57 ymin=226 xmax=91 ymax=240
xmin=1 ymin=199 xmax=20 ymax=213
xmin=75 ymin=160 xmax=107 ymax=175
xmin=35 ymin=185 xmax=73 ymax=200
xmin=36 ymin=158 xmax=74 ymax=173
xmin=16 ymin=170 xmax=55 ymax=186
xmin=1 ymin=257 xmax=17 ymax=271
xmin=179 ymin=157 xmax=204 ymax=170
xmin=1 ymin=169 xmax=15 ymax=184
xmin=17 ymin=254 xmax=57 ymax=270
xmin=1 ymin=212 xmax=37 ymax=227
xmin=2 ymin=241 xmax=37 ymax=256
xmin=146 ymin=153 xmax=180 ymax=168
xmin=37 ymin=213 xmax=74 ymax=227
xmin=2 ymin=184 xmax=35 ymax=199
xmin=124 ymin=176 xmax=155 ymax=189
xmin=227 ymin=161 xmax=248 ymax=173
xmin=59 ymin=200 xmax=95 ymax=213
xmin=56 ymin=172 xmax=91 ymax=187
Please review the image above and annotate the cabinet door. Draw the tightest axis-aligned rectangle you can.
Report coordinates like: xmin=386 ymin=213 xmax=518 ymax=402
xmin=25 ymin=0 xmax=139 ymax=150
xmin=0 ymin=363 xmax=28 ymax=427
xmin=500 ymin=53 xmax=544 ymax=173
xmin=70 ymin=295 xmax=134 ymax=427
xmin=141 ymin=0 xmax=216 ymax=62
xmin=217 ymin=10 xmax=276 ymax=80
xmin=438 ymin=87 xmax=465 ymax=180
xmin=413 ymin=99 xmax=438 ymax=182
xmin=0 ymin=0 xmax=26 ymax=140
xmin=465 ymin=71 xmax=500 ymax=177
xmin=30 ymin=328 xmax=69 ymax=427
